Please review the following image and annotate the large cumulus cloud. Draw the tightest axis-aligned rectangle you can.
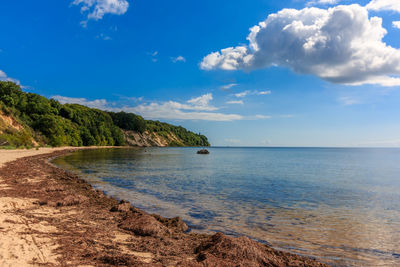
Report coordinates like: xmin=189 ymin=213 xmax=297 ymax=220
xmin=201 ymin=4 xmax=400 ymax=86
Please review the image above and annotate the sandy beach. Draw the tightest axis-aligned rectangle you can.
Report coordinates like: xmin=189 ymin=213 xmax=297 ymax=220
xmin=0 ymin=148 xmax=328 ymax=266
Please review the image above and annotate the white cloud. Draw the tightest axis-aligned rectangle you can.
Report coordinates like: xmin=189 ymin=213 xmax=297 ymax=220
xmin=53 ymin=93 xmax=272 ymax=121
xmin=52 ymin=95 xmax=109 ymax=109
xmin=235 ymin=90 xmax=272 ymax=97
xmin=308 ymin=0 xmax=340 ymax=6
xmin=0 ymin=70 xmax=7 ymax=80
xmin=148 ymin=51 xmax=158 ymax=62
xmin=124 ymin=102 xmax=243 ymax=121
xmin=258 ymin=90 xmax=272 ymax=95
xmin=171 ymin=56 xmax=186 ymax=63
xmin=0 ymin=70 xmax=21 ymax=85
xmin=393 ymin=21 xmax=400 ymax=29
xmin=201 ymin=46 xmax=251 ymax=71
xmin=252 ymin=115 xmax=272 ymax=119
xmin=280 ymin=114 xmax=295 ymax=118
xmin=317 ymin=0 xmax=339 ymax=3
xmin=72 ymin=0 xmax=129 ymax=20
xmin=186 ymin=93 xmax=218 ymax=111
xmin=201 ymin=4 xmax=400 ymax=87
xmin=226 ymin=100 xmax=244 ymax=105
xmin=235 ymin=91 xmax=250 ymax=98
xmin=123 ymin=96 xmax=144 ymax=102
xmin=366 ymin=0 xmax=400 ymax=12
xmin=220 ymin=83 xmax=238 ymax=91
xmin=338 ymin=96 xmax=360 ymax=106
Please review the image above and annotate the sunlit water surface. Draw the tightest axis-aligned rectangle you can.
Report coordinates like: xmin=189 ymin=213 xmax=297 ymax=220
xmin=53 ymin=147 xmax=400 ymax=266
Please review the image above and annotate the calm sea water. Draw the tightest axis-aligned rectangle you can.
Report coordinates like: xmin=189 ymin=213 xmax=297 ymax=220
xmin=53 ymin=147 xmax=400 ymax=266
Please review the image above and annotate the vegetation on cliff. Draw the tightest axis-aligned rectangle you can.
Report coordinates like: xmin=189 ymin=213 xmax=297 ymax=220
xmin=0 ymin=81 xmax=210 ymax=148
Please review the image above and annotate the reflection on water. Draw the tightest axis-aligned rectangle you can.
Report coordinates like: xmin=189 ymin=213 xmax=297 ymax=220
xmin=53 ymin=147 xmax=400 ymax=266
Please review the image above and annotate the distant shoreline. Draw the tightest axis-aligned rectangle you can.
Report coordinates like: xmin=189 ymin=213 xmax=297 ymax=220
xmin=0 ymin=147 xmax=328 ymax=266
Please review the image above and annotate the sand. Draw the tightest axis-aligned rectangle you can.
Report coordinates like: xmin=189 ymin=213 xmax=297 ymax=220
xmin=0 ymin=147 xmax=71 ymax=167
xmin=0 ymin=147 xmax=85 ymax=266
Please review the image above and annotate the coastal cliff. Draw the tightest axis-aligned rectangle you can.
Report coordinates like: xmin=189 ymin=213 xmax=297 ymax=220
xmin=0 ymin=81 xmax=210 ymax=148
xmin=123 ymin=130 xmax=186 ymax=147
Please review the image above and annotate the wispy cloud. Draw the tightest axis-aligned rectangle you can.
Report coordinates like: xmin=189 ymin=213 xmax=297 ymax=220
xmin=366 ymin=0 xmax=400 ymax=13
xmin=393 ymin=21 xmax=400 ymax=29
xmin=0 ymin=70 xmax=21 ymax=86
xmin=251 ymin=115 xmax=272 ymax=120
xmin=307 ymin=0 xmax=340 ymax=6
xmin=126 ymin=102 xmax=243 ymax=121
xmin=52 ymin=95 xmax=109 ymax=109
xmin=257 ymin=90 xmax=272 ymax=95
xmin=234 ymin=90 xmax=271 ymax=98
xmin=52 ymin=93 xmax=272 ymax=122
xmin=338 ymin=96 xmax=360 ymax=106
xmin=235 ymin=91 xmax=249 ymax=98
xmin=226 ymin=100 xmax=244 ymax=105
xmin=171 ymin=56 xmax=186 ymax=63
xmin=279 ymin=114 xmax=295 ymax=118
xmin=220 ymin=83 xmax=238 ymax=91
xmin=148 ymin=51 xmax=158 ymax=62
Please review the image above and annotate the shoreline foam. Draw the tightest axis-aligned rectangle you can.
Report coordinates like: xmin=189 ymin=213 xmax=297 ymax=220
xmin=0 ymin=148 xmax=328 ymax=266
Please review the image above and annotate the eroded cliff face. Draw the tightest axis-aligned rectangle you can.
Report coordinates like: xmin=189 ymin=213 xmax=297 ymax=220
xmin=0 ymin=111 xmax=38 ymax=147
xmin=0 ymin=112 xmax=24 ymax=132
xmin=123 ymin=130 xmax=185 ymax=147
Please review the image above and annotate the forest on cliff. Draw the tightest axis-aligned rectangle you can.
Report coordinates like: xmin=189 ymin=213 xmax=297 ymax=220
xmin=0 ymin=81 xmax=210 ymax=148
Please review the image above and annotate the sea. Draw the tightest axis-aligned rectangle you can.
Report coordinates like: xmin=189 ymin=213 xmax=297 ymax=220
xmin=52 ymin=147 xmax=400 ymax=266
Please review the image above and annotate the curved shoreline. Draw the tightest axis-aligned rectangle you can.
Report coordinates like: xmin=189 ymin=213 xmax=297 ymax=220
xmin=0 ymin=148 xmax=328 ymax=266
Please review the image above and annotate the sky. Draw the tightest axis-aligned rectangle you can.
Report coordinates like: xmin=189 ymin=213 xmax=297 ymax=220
xmin=1 ymin=0 xmax=400 ymax=147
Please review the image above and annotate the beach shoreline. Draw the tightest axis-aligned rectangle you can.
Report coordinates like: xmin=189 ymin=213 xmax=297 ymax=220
xmin=0 ymin=147 xmax=328 ymax=266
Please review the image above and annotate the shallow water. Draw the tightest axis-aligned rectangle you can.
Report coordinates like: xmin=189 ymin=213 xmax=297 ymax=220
xmin=53 ymin=147 xmax=400 ymax=266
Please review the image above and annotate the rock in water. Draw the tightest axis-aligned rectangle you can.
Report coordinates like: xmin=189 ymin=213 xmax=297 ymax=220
xmin=197 ymin=149 xmax=210 ymax=154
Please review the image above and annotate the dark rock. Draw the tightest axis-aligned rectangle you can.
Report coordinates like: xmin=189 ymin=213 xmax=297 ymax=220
xmin=197 ymin=149 xmax=210 ymax=154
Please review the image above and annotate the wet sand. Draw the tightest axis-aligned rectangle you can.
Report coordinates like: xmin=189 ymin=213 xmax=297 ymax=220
xmin=0 ymin=148 xmax=328 ymax=266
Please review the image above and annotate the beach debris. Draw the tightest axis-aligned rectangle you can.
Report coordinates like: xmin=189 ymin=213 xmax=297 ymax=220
xmin=119 ymin=213 xmax=169 ymax=237
xmin=197 ymin=149 xmax=210 ymax=154
xmin=193 ymin=232 xmax=322 ymax=267
xmin=110 ymin=200 xmax=133 ymax=213
xmin=153 ymin=215 xmax=189 ymax=233
xmin=54 ymin=194 xmax=89 ymax=207
xmin=45 ymin=185 xmax=65 ymax=192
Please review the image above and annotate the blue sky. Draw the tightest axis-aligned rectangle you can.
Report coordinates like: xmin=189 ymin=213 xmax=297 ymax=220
xmin=1 ymin=0 xmax=400 ymax=147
